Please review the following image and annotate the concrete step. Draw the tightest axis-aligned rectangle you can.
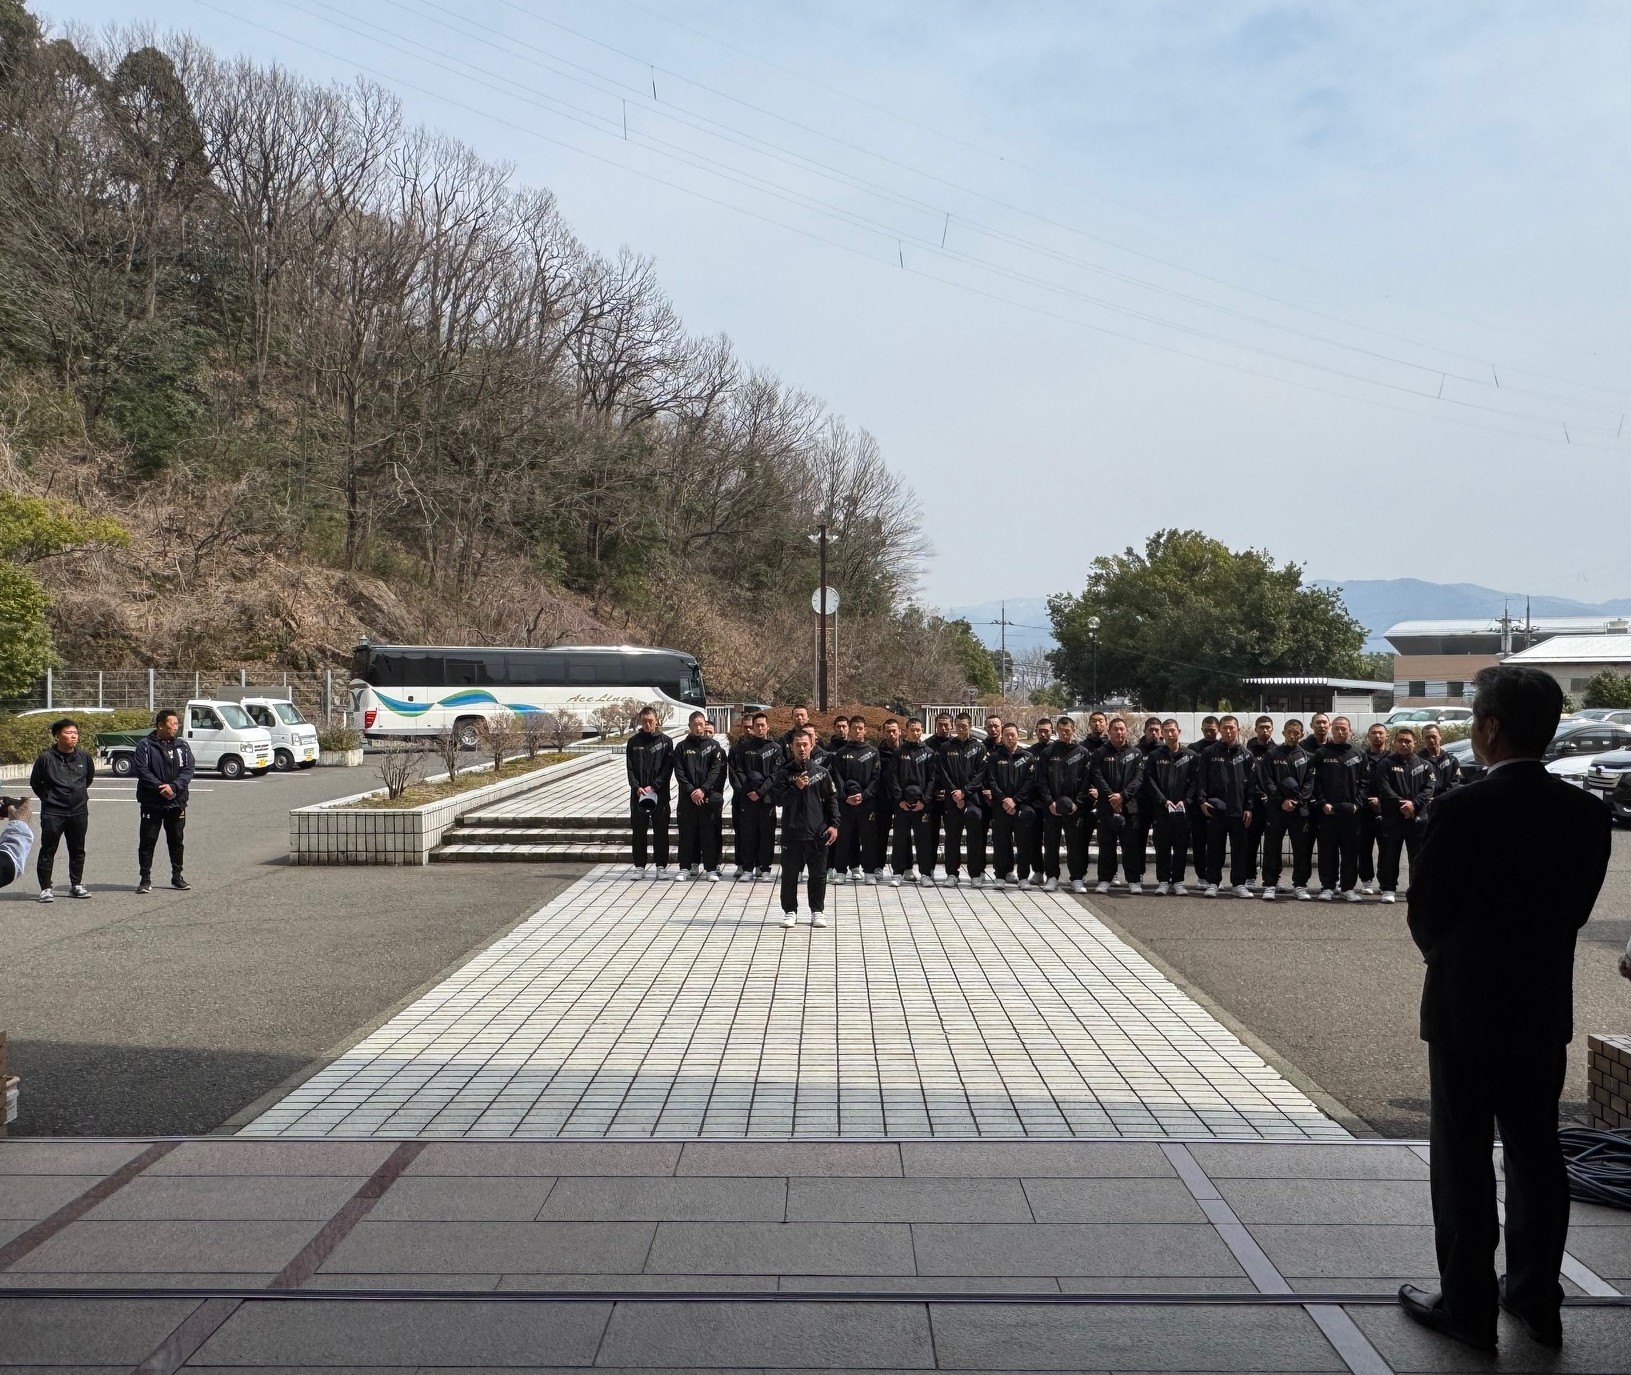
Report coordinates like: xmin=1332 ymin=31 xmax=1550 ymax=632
xmin=433 ymin=842 xmax=629 ymax=862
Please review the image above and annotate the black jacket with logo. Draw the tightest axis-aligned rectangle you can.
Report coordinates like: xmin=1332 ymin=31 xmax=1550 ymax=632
xmin=937 ymin=735 xmax=988 ymax=799
xmin=672 ymin=733 xmax=727 ymax=804
xmin=30 ymin=745 xmax=95 ymax=815
xmin=1196 ymin=742 xmax=1257 ymax=817
xmin=1038 ymin=740 xmax=1094 ymax=816
xmin=728 ymin=735 xmax=783 ymax=804
xmin=983 ymin=745 xmax=1037 ymax=808
xmin=1421 ymin=748 xmax=1461 ymax=802
xmin=133 ymin=733 xmax=195 ymax=811
xmin=833 ymin=739 xmax=882 ymax=805
xmin=1375 ymin=751 xmax=1435 ymax=822
xmin=1143 ymin=744 xmax=1198 ymax=811
xmin=1090 ymin=744 xmax=1147 ymax=817
xmin=769 ymin=756 xmax=841 ymax=842
xmin=888 ymin=741 xmax=939 ymax=810
xmin=625 ymin=728 xmax=675 ymax=796
xmin=1310 ymin=741 xmax=1368 ymax=815
xmin=1258 ymin=742 xmax=1314 ymax=815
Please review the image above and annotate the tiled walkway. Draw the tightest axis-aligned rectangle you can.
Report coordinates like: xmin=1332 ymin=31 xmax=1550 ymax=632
xmin=239 ymin=867 xmax=1349 ymax=1140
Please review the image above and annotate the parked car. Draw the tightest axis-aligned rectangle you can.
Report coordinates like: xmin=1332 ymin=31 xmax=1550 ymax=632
xmin=241 ymin=696 xmax=321 ymax=771
xmin=1584 ymin=747 xmax=1631 ymax=805
xmin=1564 ymin=708 xmax=1631 ymax=727
xmin=1613 ymin=771 xmax=1631 ymax=827
xmin=1449 ymin=722 xmax=1631 ymax=784
xmin=95 ymin=700 xmax=274 ymax=779
xmin=1384 ymin=707 xmax=1473 ymax=731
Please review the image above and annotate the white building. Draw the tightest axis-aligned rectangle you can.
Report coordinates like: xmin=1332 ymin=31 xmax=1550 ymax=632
xmin=1501 ymin=632 xmax=1631 ymax=697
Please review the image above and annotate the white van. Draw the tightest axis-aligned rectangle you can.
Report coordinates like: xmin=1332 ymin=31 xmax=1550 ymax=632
xmin=241 ymin=696 xmax=321 ymax=770
xmin=183 ymin=699 xmax=273 ymax=779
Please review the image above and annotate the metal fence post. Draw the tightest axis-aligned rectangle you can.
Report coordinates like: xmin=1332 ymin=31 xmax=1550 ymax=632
xmin=45 ymin=666 xmax=52 ymax=710
xmin=325 ymin=669 xmax=333 ymax=724
xmin=98 ymin=671 xmax=104 ymax=709
xmin=148 ymin=667 xmax=155 ymax=711
xmin=240 ymin=667 xmax=247 ymax=689
xmin=194 ymin=671 xmax=200 ymax=699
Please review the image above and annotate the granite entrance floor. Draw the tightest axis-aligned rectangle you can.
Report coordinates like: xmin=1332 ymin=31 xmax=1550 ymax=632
xmin=1 ymin=1137 xmax=1627 ymax=1371
xmin=236 ymin=867 xmax=1348 ymax=1140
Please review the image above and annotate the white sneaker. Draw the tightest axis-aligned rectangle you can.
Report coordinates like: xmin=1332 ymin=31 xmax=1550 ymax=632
xmin=811 ymin=912 xmax=828 ymax=928
xmin=37 ymin=888 xmax=53 ymax=903
xmin=669 ymin=868 xmax=685 ymax=881
xmin=1363 ymin=880 xmax=1380 ymax=895
xmin=850 ymin=868 xmax=863 ymax=882
xmin=1316 ymin=888 xmax=1332 ymax=901
xmin=1128 ymin=882 xmax=1143 ymax=895
xmin=1262 ymin=887 xmax=1277 ymax=901
xmin=1043 ymin=877 xmax=1059 ymax=892
xmin=1380 ymin=890 xmax=1396 ymax=904
xmin=781 ymin=912 xmax=797 ymax=929
xmin=1345 ymin=888 xmax=1362 ymax=903
xmin=689 ymin=864 xmax=702 ymax=879
xmin=1295 ymin=887 xmax=1310 ymax=901
xmin=706 ymin=870 xmax=720 ymax=883
xmin=1233 ymin=884 xmax=1252 ymax=899
xmin=921 ymin=873 xmax=937 ymax=887
xmin=1154 ymin=882 xmax=1170 ymax=896
xmin=865 ymin=872 xmax=878 ymax=886
xmin=1095 ymin=881 xmax=1111 ymax=894
xmin=1172 ymin=883 xmax=1189 ymax=897
xmin=946 ymin=873 xmax=960 ymax=887
xmin=1071 ymin=879 xmax=1087 ymax=893
xmin=1204 ymin=884 xmax=1219 ymax=898
xmin=1030 ymin=873 xmax=1046 ymax=888
xmin=632 ymin=864 xmax=647 ymax=877
xmin=70 ymin=884 xmax=91 ymax=899
xmin=905 ymin=868 xmax=918 ymax=884
xmin=889 ymin=874 xmax=903 ymax=887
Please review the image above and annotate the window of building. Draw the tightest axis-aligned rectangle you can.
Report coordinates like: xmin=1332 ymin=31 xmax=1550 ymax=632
xmin=1571 ymin=677 xmax=1592 ymax=694
xmin=1447 ymin=680 xmax=1465 ymax=700
xmin=1408 ymin=680 xmax=1426 ymax=698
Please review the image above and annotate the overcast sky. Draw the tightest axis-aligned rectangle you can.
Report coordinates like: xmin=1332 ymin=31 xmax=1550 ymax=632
xmin=45 ymin=0 xmax=1631 ymax=609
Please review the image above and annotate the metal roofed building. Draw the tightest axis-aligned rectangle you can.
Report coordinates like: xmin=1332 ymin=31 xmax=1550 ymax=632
xmin=1383 ymin=615 xmax=1631 ymax=705
xmin=1501 ymin=631 xmax=1631 ymax=697
xmin=1241 ymin=676 xmax=1394 ymax=715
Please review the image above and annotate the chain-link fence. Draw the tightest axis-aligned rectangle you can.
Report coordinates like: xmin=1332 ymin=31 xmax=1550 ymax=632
xmin=0 ymin=668 xmax=354 ymax=723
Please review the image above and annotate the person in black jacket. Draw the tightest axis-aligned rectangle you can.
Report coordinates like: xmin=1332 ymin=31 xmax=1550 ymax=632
xmin=1258 ymin=720 xmax=1315 ymax=900
xmin=1189 ymin=715 xmax=1221 ymax=871
xmin=1078 ymin=711 xmax=1106 ymax=857
xmin=132 ymin=709 xmax=195 ymax=894
xmin=1037 ymin=715 xmax=1092 ymax=892
xmin=1144 ymin=719 xmax=1197 ymax=895
xmin=1090 ymin=717 xmax=1147 ymax=893
xmin=1357 ymin=720 xmax=1391 ymax=894
xmin=938 ymin=713 xmax=988 ymax=886
xmin=1243 ymin=716 xmax=1276 ymax=883
xmin=832 ymin=717 xmax=881 ymax=884
xmin=1399 ymin=666 xmax=1612 ymax=1354
xmin=1023 ymin=717 xmax=1054 ymax=884
xmin=1137 ymin=717 xmax=1164 ymax=754
xmin=1310 ymin=716 xmax=1367 ymax=900
xmin=873 ymin=718 xmax=901 ymax=876
xmin=983 ymin=713 xmax=1004 ymax=746
xmin=625 ymin=705 xmax=676 ymax=876
xmin=983 ymin=723 xmax=1037 ymax=885
xmin=728 ymin=712 xmax=781 ymax=881
xmin=1419 ymin=724 xmax=1461 ymax=802
xmin=926 ymin=711 xmax=955 ymax=866
xmin=778 ymin=705 xmax=812 ymax=749
xmin=673 ymin=712 xmax=726 ymax=881
xmin=1197 ymin=715 xmax=1256 ymax=896
xmin=828 ymin=716 xmax=850 ymax=755
xmin=1373 ymin=727 xmax=1435 ymax=903
xmin=768 ymin=728 xmax=840 ymax=930
xmin=30 ymin=718 xmax=95 ymax=901
xmin=888 ymin=718 xmax=939 ymax=885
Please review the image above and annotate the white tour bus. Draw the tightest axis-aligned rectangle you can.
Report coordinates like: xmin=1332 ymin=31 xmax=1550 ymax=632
xmin=350 ymin=643 xmax=707 ymax=747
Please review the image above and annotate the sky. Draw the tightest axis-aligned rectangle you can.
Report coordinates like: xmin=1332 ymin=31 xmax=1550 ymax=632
xmin=42 ymin=0 xmax=1631 ymax=610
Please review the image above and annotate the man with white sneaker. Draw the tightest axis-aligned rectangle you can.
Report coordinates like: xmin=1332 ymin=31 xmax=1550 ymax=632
xmin=1197 ymin=715 xmax=1256 ymax=898
xmin=768 ymin=727 xmax=840 ymax=930
xmin=1145 ymin=718 xmax=1197 ymax=896
xmin=1258 ymin=719 xmax=1315 ymax=900
xmin=1374 ymin=726 xmax=1435 ymax=904
xmin=938 ymin=713 xmax=989 ymax=887
xmin=984 ymin=722 xmax=1038 ymax=886
xmin=832 ymin=716 xmax=881 ymax=885
xmin=887 ymin=718 xmax=939 ymax=886
xmin=673 ymin=711 xmax=727 ymax=881
xmin=1089 ymin=717 xmax=1147 ymax=895
xmin=1357 ymin=720 xmax=1391 ymax=895
xmin=728 ymin=712 xmax=782 ymax=881
xmin=1311 ymin=716 xmax=1367 ymax=901
xmin=1037 ymin=715 xmax=1092 ymax=892
xmin=626 ymin=706 xmax=676 ymax=877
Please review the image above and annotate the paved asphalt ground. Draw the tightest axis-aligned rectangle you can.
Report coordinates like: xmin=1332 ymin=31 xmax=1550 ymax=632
xmin=3 ymin=762 xmax=1627 ymax=1139
xmin=1091 ymin=825 xmax=1631 ymax=1138
xmin=1 ymin=762 xmax=587 ymax=1136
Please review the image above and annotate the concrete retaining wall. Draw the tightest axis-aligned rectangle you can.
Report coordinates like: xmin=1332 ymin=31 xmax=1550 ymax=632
xmin=289 ymin=751 xmax=610 ymax=865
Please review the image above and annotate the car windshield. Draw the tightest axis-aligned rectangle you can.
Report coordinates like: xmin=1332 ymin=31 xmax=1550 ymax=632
xmin=274 ymin=702 xmax=308 ymax=725
xmin=217 ymin=703 xmax=254 ymax=730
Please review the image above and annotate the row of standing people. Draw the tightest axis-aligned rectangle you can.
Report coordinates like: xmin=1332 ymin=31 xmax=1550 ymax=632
xmin=624 ymin=703 xmax=1463 ymax=912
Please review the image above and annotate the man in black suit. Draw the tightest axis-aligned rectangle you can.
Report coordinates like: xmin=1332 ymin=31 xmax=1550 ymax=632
xmin=1398 ymin=665 xmax=1612 ymax=1353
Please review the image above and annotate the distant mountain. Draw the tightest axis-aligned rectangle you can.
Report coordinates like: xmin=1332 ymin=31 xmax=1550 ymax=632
xmin=1314 ymin=579 xmax=1631 ymax=651
xmin=943 ymin=597 xmax=1056 ymax=656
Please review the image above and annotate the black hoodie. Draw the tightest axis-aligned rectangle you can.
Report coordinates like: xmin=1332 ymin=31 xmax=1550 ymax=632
xmin=1038 ymin=739 xmax=1094 ymax=816
xmin=1374 ymin=751 xmax=1436 ymax=822
xmin=673 ymin=732 xmax=727 ymax=804
xmin=769 ymin=754 xmax=841 ymax=841
xmin=31 ymin=745 xmax=95 ymax=815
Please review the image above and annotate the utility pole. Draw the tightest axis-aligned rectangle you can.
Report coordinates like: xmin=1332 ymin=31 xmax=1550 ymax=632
xmin=999 ymin=599 xmax=1008 ymax=698
xmin=1499 ymin=602 xmax=1513 ymax=658
xmin=817 ymin=523 xmax=829 ymax=713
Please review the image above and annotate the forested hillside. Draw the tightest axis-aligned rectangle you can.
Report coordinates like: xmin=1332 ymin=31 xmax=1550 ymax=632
xmin=0 ymin=2 xmax=988 ymax=702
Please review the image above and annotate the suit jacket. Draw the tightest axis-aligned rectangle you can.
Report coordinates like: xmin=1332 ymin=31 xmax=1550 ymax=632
xmin=1407 ymin=760 xmax=1612 ymax=1050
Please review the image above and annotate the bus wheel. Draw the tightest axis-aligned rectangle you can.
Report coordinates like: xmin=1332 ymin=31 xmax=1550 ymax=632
xmin=456 ymin=717 xmax=481 ymax=750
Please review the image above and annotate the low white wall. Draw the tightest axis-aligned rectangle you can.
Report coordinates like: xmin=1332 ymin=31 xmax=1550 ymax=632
xmin=289 ymin=751 xmax=610 ymax=866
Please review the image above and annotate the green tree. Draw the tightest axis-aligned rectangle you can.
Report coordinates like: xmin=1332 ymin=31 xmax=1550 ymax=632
xmin=0 ymin=559 xmax=51 ymax=693
xmin=1047 ymin=529 xmax=1367 ymax=709
xmin=1582 ymin=670 xmax=1631 ymax=709
xmin=1029 ymin=681 xmax=1069 ymax=709
xmin=0 ymin=491 xmax=128 ymax=562
xmin=1357 ymin=650 xmax=1395 ymax=683
xmin=940 ymin=616 xmax=999 ymax=694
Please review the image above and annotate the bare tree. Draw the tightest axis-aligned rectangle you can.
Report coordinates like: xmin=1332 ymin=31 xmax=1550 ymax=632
xmin=375 ymin=740 xmax=423 ymax=799
xmin=518 ymin=709 xmax=551 ymax=758
xmin=431 ymin=724 xmax=464 ymax=782
xmin=545 ymin=709 xmax=582 ymax=753
xmin=475 ymin=710 xmax=518 ymax=774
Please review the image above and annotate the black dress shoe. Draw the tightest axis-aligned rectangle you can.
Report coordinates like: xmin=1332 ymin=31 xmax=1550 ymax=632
xmin=1397 ymin=1285 xmax=1497 ymax=1353
xmin=1499 ymin=1275 xmax=1563 ymax=1349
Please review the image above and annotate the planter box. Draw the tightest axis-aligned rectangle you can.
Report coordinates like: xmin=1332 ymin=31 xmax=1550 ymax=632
xmin=316 ymin=748 xmax=364 ymax=768
xmin=289 ymin=751 xmax=607 ymax=866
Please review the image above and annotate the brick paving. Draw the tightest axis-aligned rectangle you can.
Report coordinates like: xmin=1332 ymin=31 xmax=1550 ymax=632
xmin=238 ymin=866 xmax=1350 ymax=1140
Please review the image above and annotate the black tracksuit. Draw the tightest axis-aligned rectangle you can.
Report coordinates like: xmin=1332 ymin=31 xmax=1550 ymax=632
xmin=30 ymin=744 xmax=95 ymax=890
xmin=769 ymin=755 xmax=840 ymax=914
xmin=983 ymin=746 xmax=1037 ymax=880
xmin=1374 ymin=751 xmax=1435 ymax=892
xmin=926 ymin=729 xmax=955 ymax=861
xmin=1197 ymin=741 xmax=1256 ymax=887
xmin=1189 ymin=736 xmax=1220 ymax=862
xmin=1357 ymin=747 xmax=1389 ymax=883
xmin=1243 ymin=736 xmax=1274 ymax=879
xmin=832 ymin=738 xmax=882 ymax=873
xmin=872 ymin=742 xmax=898 ymax=872
xmin=132 ymin=733 xmax=194 ymax=883
xmin=888 ymin=741 xmax=940 ymax=875
xmin=1258 ymin=742 xmax=1315 ymax=889
xmin=1078 ymin=732 xmax=1106 ymax=848
xmin=1422 ymin=748 xmax=1461 ymax=802
xmin=625 ymin=728 xmax=675 ymax=868
xmin=1144 ymin=744 xmax=1198 ymax=884
xmin=1037 ymin=739 xmax=1093 ymax=881
xmin=728 ymin=734 xmax=782 ymax=872
xmin=1026 ymin=737 xmax=1054 ymax=874
xmin=673 ymin=733 xmax=727 ymax=872
xmin=937 ymin=735 xmax=989 ymax=878
xmin=1090 ymin=744 xmax=1147 ymax=883
xmin=1310 ymin=740 xmax=1368 ymax=892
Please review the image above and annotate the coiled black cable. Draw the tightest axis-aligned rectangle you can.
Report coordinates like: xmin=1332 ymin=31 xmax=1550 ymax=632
xmin=1559 ymin=1127 xmax=1631 ymax=1211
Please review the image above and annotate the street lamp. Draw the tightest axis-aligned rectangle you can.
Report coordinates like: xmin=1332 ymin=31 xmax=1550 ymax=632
xmin=1087 ymin=615 xmax=1101 ymax=708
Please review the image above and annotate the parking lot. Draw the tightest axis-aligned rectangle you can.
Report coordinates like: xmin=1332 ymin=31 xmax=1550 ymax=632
xmin=2 ymin=759 xmax=1627 ymax=1139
